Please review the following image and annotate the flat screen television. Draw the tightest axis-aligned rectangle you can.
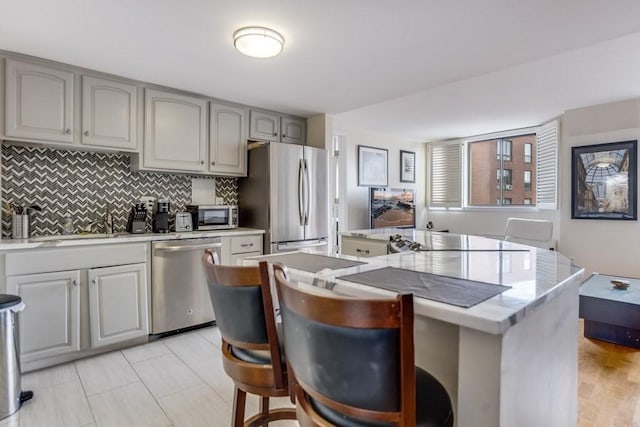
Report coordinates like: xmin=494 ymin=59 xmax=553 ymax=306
xmin=369 ymin=188 xmax=415 ymax=229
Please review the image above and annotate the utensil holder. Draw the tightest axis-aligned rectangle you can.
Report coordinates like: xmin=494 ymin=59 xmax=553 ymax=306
xmin=11 ymin=214 xmax=29 ymax=239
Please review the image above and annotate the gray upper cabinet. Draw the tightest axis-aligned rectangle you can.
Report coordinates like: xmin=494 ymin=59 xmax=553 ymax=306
xmin=249 ymin=110 xmax=280 ymax=142
xmin=209 ymin=103 xmax=247 ymax=176
xmin=143 ymin=89 xmax=207 ymax=172
xmin=81 ymin=76 xmax=138 ymax=151
xmin=281 ymin=116 xmax=306 ymax=145
xmin=5 ymin=59 xmax=74 ymax=143
xmin=249 ymin=109 xmax=306 ymax=145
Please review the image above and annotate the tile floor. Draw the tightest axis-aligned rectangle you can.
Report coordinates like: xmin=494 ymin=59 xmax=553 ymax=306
xmin=1 ymin=326 xmax=296 ymax=427
xmin=7 ymin=320 xmax=631 ymax=426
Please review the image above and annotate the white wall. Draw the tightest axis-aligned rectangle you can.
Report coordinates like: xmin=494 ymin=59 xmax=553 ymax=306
xmin=333 ymin=121 xmax=426 ymax=230
xmin=338 ymin=98 xmax=640 ymax=277
xmin=559 ymin=98 xmax=640 ymax=277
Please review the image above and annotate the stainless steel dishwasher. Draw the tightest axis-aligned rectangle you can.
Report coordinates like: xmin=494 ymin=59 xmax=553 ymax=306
xmin=151 ymin=237 xmax=222 ymax=335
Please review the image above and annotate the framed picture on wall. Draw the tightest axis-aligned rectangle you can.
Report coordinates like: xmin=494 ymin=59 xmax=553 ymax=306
xmin=571 ymin=140 xmax=637 ymax=220
xmin=358 ymin=145 xmax=388 ymax=187
xmin=400 ymin=150 xmax=416 ymax=183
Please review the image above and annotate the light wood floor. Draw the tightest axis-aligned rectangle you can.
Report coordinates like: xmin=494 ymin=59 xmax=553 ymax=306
xmin=2 ymin=321 xmax=637 ymax=426
xmin=578 ymin=319 xmax=640 ymax=427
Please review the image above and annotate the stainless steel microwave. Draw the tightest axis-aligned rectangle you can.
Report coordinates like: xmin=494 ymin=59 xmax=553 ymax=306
xmin=186 ymin=205 xmax=238 ymax=230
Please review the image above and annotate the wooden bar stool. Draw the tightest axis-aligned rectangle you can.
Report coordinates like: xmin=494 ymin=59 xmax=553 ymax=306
xmin=272 ymin=262 xmax=454 ymax=426
xmin=202 ymin=250 xmax=296 ymax=427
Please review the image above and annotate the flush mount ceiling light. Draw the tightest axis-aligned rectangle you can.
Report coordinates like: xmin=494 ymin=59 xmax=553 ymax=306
xmin=233 ymin=26 xmax=284 ymax=58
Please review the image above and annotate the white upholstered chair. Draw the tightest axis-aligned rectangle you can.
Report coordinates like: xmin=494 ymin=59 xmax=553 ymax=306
xmin=504 ymin=218 xmax=554 ymax=249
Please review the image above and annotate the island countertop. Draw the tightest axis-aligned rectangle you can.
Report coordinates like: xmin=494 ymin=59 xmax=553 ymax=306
xmin=281 ymin=229 xmax=585 ymax=335
xmin=253 ymin=228 xmax=584 ymax=426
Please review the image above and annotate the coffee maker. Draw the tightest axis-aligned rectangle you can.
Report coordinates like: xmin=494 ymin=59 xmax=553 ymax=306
xmin=153 ymin=199 xmax=170 ymax=233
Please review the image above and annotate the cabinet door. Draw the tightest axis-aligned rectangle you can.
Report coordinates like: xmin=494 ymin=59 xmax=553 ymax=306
xmin=144 ymin=89 xmax=207 ymax=172
xmin=82 ymin=76 xmax=138 ymax=150
xmin=249 ymin=110 xmax=280 ymax=142
xmin=6 ymin=270 xmax=80 ymax=362
xmin=88 ymin=263 xmax=148 ymax=348
xmin=281 ymin=117 xmax=306 ymax=145
xmin=5 ymin=59 xmax=74 ymax=143
xmin=209 ymin=103 xmax=247 ymax=176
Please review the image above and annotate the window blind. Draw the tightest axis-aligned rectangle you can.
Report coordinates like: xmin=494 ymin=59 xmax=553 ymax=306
xmin=428 ymin=140 xmax=462 ymax=208
xmin=536 ymin=120 xmax=559 ymax=209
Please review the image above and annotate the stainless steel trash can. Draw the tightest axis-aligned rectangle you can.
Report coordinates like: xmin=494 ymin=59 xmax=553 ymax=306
xmin=0 ymin=295 xmax=32 ymax=419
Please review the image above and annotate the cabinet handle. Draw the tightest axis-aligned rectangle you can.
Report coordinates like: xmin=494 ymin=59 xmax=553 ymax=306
xmin=282 ymin=134 xmax=286 ymax=138
xmin=240 ymin=243 xmax=253 ymax=247
xmin=273 ymin=132 xmax=278 ymax=136
xmin=72 ymin=279 xmax=78 ymax=286
xmin=84 ymin=131 xmax=90 ymax=136
xmin=65 ymin=129 xmax=71 ymax=134
xmin=211 ymin=161 xmax=215 ymax=165
xmin=356 ymin=248 xmax=370 ymax=255
xmin=91 ymin=279 xmax=97 ymax=285
xmin=201 ymin=160 xmax=204 ymax=165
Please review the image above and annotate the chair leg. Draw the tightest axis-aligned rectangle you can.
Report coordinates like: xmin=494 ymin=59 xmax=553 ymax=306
xmin=259 ymin=397 xmax=269 ymax=426
xmin=232 ymin=387 xmax=247 ymax=427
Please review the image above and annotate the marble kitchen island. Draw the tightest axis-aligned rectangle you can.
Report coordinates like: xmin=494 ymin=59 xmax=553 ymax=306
xmin=254 ymin=229 xmax=585 ymax=427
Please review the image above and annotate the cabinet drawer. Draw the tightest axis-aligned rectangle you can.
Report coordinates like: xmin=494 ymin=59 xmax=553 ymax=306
xmin=231 ymin=235 xmax=262 ymax=254
xmin=341 ymin=237 xmax=388 ymax=257
xmin=229 ymin=251 xmax=262 ymax=266
xmin=6 ymin=243 xmax=148 ymax=276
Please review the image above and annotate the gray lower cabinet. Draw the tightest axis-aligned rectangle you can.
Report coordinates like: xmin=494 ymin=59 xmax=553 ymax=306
xmin=221 ymin=234 xmax=263 ymax=265
xmin=88 ymin=263 xmax=148 ymax=348
xmin=4 ymin=243 xmax=149 ymax=371
xmin=6 ymin=270 xmax=81 ymax=363
xmin=5 ymin=59 xmax=74 ymax=143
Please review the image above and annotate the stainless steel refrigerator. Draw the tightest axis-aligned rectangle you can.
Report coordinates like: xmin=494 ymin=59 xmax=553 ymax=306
xmin=238 ymin=141 xmax=328 ymax=253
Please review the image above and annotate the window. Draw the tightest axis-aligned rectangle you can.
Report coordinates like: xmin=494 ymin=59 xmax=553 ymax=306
xmin=497 ymin=139 xmax=512 ymax=161
xmin=524 ymin=170 xmax=531 ymax=191
xmin=428 ymin=120 xmax=558 ymax=210
xmin=496 ymin=169 xmax=512 ymax=190
xmin=470 ymin=134 xmax=533 ymax=206
xmin=428 ymin=140 xmax=462 ymax=208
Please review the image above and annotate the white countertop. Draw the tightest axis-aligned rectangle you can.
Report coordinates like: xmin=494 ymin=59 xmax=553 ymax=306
xmin=0 ymin=227 xmax=265 ymax=250
xmin=260 ymin=228 xmax=585 ymax=335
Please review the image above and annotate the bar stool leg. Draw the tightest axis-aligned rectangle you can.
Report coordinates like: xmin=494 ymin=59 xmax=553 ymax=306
xmin=232 ymin=387 xmax=246 ymax=427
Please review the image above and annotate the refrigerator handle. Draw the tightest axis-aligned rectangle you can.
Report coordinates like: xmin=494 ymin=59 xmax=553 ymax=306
xmin=304 ymin=159 xmax=310 ymax=226
xmin=298 ymin=159 xmax=305 ymax=226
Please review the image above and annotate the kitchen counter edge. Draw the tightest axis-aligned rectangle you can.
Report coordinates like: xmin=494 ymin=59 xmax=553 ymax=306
xmin=0 ymin=228 xmax=265 ymax=250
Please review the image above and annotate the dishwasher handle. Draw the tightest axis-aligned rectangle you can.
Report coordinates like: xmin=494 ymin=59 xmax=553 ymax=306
xmin=154 ymin=242 xmax=222 ymax=253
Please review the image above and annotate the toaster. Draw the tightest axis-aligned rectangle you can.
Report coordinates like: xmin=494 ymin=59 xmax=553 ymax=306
xmin=175 ymin=212 xmax=193 ymax=232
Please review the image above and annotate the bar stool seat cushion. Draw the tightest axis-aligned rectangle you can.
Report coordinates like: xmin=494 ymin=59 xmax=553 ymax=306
xmin=310 ymin=367 xmax=454 ymax=427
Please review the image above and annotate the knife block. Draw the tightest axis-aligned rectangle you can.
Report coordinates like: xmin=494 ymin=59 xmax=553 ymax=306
xmin=126 ymin=208 xmax=147 ymax=234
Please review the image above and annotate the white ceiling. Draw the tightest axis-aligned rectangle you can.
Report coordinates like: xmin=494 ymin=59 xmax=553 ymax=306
xmin=3 ymin=0 xmax=640 ymax=141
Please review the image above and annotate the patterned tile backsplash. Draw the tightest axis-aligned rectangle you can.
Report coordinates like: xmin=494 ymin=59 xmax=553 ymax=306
xmin=1 ymin=144 xmax=238 ymax=237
